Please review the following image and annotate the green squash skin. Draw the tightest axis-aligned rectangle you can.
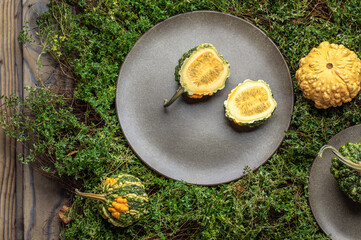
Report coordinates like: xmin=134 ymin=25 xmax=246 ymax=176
xmin=175 ymin=43 xmax=230 ymax=96
xmin=224 ymin=104 xmax=276 ymax=128
xmin=330 ymin=142 xmax=361 ymax=203
xmin=98 ymin=174 xmax=149 ymax=227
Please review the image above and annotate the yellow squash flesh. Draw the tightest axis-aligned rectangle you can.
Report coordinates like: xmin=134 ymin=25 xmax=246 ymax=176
xmin=224 ymin=80 xmax=277 ymax=127
xmin=164 ymin=43 xmax=230 ymax=107
xmin=179 ymin=46 xmax=230 ymax=96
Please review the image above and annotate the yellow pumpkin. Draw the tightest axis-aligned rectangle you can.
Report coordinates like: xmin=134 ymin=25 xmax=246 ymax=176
xmin=295 ymin=41 xmax=361 ymax=109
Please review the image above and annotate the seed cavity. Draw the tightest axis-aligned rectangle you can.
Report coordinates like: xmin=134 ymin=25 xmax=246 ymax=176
xmin=187 ymin=51 xmax=224 ymax=86
xmin=235 ymin=87 xmax=271 ymax=117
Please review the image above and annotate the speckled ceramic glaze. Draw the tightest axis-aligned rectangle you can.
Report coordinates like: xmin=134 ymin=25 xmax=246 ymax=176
xmin=309 ymin=125 xmax=361 ymax=239
xmin=116 ymin=11 xmax=293 ymax=185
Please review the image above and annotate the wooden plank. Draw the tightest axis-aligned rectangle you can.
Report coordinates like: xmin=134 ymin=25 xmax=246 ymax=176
xmin=21 ymin=0 xmax=66 ymax=239
xmin=0 ymin=0 xmax=73 ymax=237
xmin=0 ymin=0 xmax=23 ymax=239
xmin=1 ymin=0 xmax=66 ymax=239
xmin=15 ymin=0 xmax=25 ymax=239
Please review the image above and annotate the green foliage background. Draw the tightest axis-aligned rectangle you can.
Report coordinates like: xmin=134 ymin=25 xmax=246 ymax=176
xmin=4 ymin=0 xmax=361 ymax=239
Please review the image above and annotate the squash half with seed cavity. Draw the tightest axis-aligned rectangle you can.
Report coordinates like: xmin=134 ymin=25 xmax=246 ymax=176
xmin=75 ymin=173 xmax=149 ymax=227
xmin=224 ymin=80 xmax=277 ymax=127
xmin=164 ymin=43 xmax=230 ymax=107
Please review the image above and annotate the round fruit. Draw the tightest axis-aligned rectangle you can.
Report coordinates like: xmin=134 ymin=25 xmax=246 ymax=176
xmin=296 ymin=41 xmax=361 ymax=109
xmin=224 ymin=79 xmax=277 ymax=127
xmin=75 ymin=173 xmax=149 ymax=227
xmin=319 ymin=143 xmax=361 ymax=203
xmin=164 ymin=43 xmax=230 ymax=107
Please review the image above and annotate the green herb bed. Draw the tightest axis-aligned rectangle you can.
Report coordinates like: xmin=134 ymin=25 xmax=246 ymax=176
xmin=3 ymin=0 xmax=361 ymax=239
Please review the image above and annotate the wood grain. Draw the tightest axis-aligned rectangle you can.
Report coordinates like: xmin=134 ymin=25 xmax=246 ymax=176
xmin=1 ymin=0 xmax=65 ymax=239
xmin=21 ymin=1 xmax=66 ymax=239
xmin=0 ymin=0 xmax=23 ymax=239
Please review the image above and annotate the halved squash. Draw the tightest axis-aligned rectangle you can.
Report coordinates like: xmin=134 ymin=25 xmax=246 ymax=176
xmin=224 ymin=79 xmax=277 ymax=127
xmin=164 ymin=43 xmax=230 ymax=107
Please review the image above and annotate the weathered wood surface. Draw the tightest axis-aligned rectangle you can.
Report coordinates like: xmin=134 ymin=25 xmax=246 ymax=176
xmin=0 ymin=0 xmax=23 ymax=239
xmin=1 ymin=0 xmax=65 ymax=239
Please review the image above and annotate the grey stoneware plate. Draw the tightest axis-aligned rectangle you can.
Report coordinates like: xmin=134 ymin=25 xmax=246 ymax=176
xmin=309 ymin=125 xmax=361 ymax=239
xmin=116 ymin=11 xmax=294 ymax=185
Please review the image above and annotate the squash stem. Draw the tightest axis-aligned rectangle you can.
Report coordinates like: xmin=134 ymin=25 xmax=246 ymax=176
xmin=75 ymin=189 xmax=107 ymax=202
xmin=318 ymin=145 xmax=361 ymax=174
xmin=164 ymin=86 xmax=184 ymax=107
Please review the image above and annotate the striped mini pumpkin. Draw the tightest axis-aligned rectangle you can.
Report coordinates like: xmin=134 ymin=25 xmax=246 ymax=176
xmin=76 ymin=173 xmax=149 ymax=227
